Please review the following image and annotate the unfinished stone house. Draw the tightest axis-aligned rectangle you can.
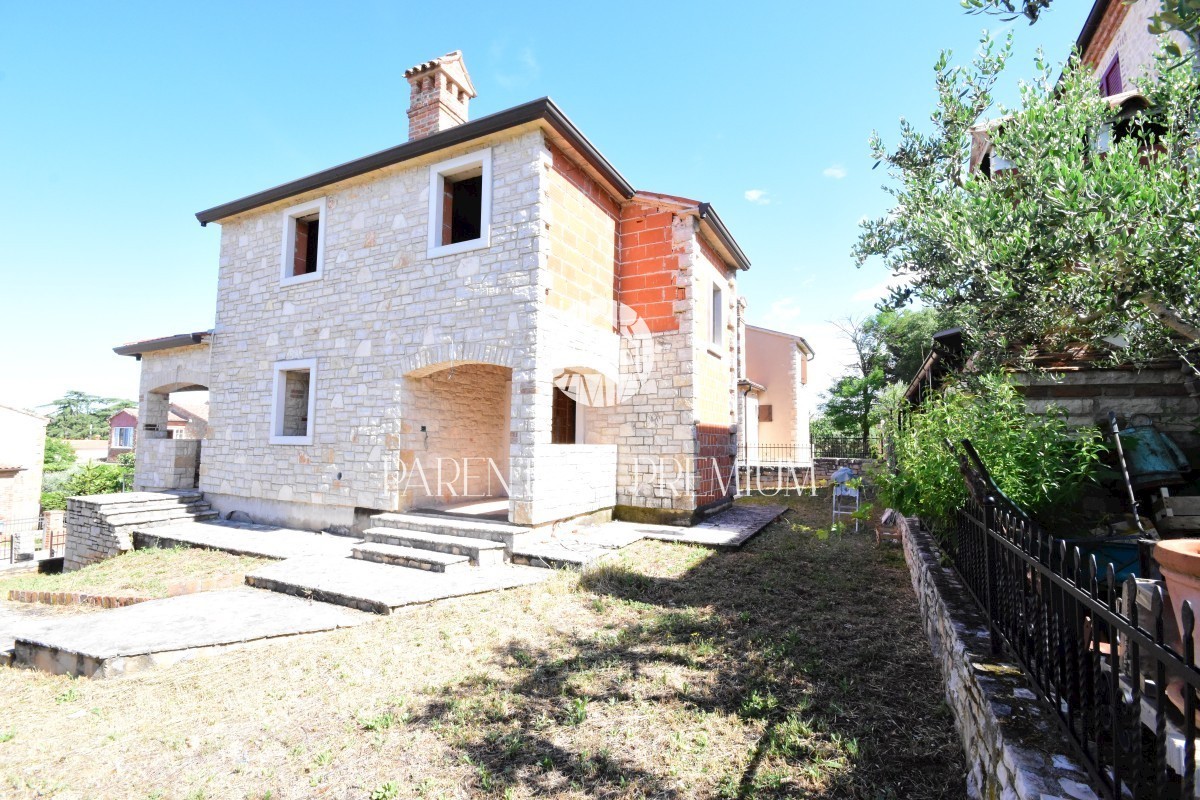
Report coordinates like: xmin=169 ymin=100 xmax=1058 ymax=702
xmin=115 ymin=51 xmax=760 ymax=532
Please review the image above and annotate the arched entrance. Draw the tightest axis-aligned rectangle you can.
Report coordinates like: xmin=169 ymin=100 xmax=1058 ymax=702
xmin=400 ymin=361 xmax=513 ymax=519
xmin=134 ymin=381 xmax=209 ymax=491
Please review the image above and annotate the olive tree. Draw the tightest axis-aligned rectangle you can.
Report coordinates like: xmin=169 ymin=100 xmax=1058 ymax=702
xmin=854 ymin=38 xmax=1200 ymax=370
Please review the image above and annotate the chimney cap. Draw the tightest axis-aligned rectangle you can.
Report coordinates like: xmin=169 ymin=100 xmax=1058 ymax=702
xmin=403 ymin=50 xmax=477 ymax=98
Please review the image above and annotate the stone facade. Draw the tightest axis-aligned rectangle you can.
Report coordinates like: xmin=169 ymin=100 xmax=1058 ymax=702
xmin=902 ymin=517 xmax=1100 ymax=800
xmin=137 ymin=439 xmax=202 ymax=491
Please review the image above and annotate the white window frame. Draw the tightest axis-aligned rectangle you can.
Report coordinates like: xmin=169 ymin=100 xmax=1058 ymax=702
xmin=426 ymin=149 xmax=492 ymax=259
xmin=111 ymin=427 xmax=134 ymax=448
xmin=709 ymin=282 xmax=724 ymax=352
xmin=279 ymin=197 xmax=327 ymax=287
xmin=270 ymin=358 xmax=318 ymax=445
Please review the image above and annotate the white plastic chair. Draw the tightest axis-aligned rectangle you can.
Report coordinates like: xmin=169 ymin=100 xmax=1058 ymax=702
xmin=831 ymin=466 xmax=860 ymax=532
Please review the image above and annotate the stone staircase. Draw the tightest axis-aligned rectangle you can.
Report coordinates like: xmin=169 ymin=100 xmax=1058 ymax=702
xmin=66 ymin=490 xmax=220 ymax=571
xmin=355 ymin=511 xmax=532 ymax=572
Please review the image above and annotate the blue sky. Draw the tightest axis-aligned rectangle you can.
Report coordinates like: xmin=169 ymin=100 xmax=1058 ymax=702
xmin=0 ymin=0 xmax=1090 ymax=411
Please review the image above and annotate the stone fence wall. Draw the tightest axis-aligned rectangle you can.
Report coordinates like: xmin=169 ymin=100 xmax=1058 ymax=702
xmin=901 ymin=516 xmax=1100 ymax=800
xmin=135 ymin=439 xmax=201 ymax=492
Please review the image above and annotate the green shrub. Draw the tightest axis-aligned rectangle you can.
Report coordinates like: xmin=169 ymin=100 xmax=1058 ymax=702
xmin=40 ymin=491 xmax=67 ymax=511
xmin=43 ymin=437 xmax=77 ymax=472
xmin=878 ymin=374 xmax=1105 ymax=531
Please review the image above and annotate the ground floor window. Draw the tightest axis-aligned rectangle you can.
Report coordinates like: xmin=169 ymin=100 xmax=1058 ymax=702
xmin=271 ymin=359 xmax=317 ymax=444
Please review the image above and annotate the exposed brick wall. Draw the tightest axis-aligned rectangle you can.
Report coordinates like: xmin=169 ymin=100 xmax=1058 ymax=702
xmin=618 ymin=203 xmax=682 ymax=333
xmin=696 ymin=424 xmax=735 ymax=507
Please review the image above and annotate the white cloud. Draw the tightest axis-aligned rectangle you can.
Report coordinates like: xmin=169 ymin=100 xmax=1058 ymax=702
xmin=743 ymin=189 xmax=770 ymax=205
xmin=491 ymin=44 xmax=540 ymax=89
xmin=822 ymin=164 xmax=847 ymax=180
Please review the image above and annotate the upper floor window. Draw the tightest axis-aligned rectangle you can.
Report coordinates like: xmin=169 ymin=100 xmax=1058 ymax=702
xmin=111 ymin=427 xmax=133 ymax=448
xmin=710 ymin=282 xmax=724 ymax=350
xmin=279 ymin=198 xmax=326 ymax=287
xmin=427 ymin=149 xmax=492 ymax=258
xmin=1101 ymin=55 xmax=1122 ymax=98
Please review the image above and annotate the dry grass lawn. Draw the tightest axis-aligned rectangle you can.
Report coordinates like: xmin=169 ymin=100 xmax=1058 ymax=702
xmin=0 ymin=494 xmax=964 ymax=799
xmin=0 ymin=547 xmax=272 ymax=600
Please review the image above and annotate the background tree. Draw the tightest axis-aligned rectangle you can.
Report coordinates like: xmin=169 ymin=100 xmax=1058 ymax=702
xmin=820 ymin=318 xmax=888 ymax=451
xmin=42 ymin=438 xmax=77 ymax=473
xmin=855 ymin=39 xmax=1200 ymax=370
xmin=42 ymin=391 xmax=135 ymax=439
xmin=818 ymin=309 xmax=949 ymax=447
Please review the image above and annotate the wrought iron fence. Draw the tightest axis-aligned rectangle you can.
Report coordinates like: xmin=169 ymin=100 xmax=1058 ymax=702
xmin=738 ymin=437 xmax=874 ymax=466
xmin=738 ymin=443 xmax=813 ymax=466
xmin=812 ymin=436 xmax=874 ymax=460
xmin=0 ymin=533 xmax=9 ymax=564
xmin=948 ymin=439 xmax=1200 ymax=798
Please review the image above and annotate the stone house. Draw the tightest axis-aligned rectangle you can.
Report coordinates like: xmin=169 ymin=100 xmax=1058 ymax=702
xmin=106 ymin=396 xmax=208 ymax=462
xmin=115 ymin=51 xmax=770 ymax=530
xmin=0 ymin=403 xmax=49 ymax=530
xmin=1077 ymin=0 xmax=1194 ymax=95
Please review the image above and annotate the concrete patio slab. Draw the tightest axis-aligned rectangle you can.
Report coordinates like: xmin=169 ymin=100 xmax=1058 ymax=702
xmin=245 ymin=556 xmax=552 ymax=614
xmin=11 ymin=588 xmax=368 ymax=678
xmin=134 ymin=519 xmax=358 ymax=561
xmin=637 ymin=503 xmax=788 ymax=549
xmin=512 ymin=525 xmax=647 ymax=569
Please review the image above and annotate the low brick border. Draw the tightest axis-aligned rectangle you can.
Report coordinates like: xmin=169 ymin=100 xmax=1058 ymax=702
xmin=900 ymin=516 xmax=1101 ymax=800
xmin=6 ymin=573 xmax=245 ymax=609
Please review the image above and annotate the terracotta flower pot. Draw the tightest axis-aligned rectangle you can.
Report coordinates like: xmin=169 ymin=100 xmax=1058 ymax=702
xmin=1152 ymin=540 xmax=1200 ymax=713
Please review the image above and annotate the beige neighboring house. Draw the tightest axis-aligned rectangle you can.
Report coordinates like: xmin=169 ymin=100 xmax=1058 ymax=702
xmin=65 ymin=440 xmax=110 ymax=464
xmin=107 ymin=393 xmax=208 ymax=461
xmin=113 ymin=51 xmax=763 ymax=530
xmin=739 ymin=325 xmax=815 ymax=465
xmin=0 ymin=404 xmax=49 ymax=529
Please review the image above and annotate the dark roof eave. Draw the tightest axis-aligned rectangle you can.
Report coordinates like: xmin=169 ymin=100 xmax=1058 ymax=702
xmin=113 ymin=330 xmax=212 ymax=358
xmin=195 ymin=98 xmax=635 ymax=225
xmin=1076 ymin=0 xmax=1111 ymax=58
xmin=697 ymin=202 xmax=751 ymax=271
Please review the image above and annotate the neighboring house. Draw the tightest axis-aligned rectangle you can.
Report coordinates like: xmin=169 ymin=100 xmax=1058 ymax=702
xmin=739 ymin=325 xmax=815 ymax=464
xmin=65 ymin=439 xmax=110 ymax=464
xmin=1077 ymin=0 xmax=1194 ymax=96
xmin=107 ymin=395 xmax=208 ymax=461
xmin=0 ymin=404 xmax=49 ymax=528
xmin=115 ymin=51 xmax=762 ymax=529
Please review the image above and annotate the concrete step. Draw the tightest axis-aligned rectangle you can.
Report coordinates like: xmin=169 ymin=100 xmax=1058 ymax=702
xmin=369 ymin=512 xmax=532 ymax=548
xmin=361 ymin=527 xmax=506 ymax=567
xmin=351 ymin=542 xmax=471 ymax=573
xmin=104 ymin=505 xmax=216 ymax=526
xmin=98 ymin=498 xmax=212 ymax=516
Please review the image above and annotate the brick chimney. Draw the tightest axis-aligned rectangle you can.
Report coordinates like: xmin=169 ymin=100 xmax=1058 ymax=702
xmin=404 ymin=51 xmax=476 ymax=141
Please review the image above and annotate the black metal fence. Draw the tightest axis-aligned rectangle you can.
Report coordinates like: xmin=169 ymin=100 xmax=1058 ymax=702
xmin=949 ymin=441 xmax=1200 ymax=798
xmin=738 ymin=437 xmax=873 ymax=466
xmin=813 ymin=436 xmax=874 ymax=460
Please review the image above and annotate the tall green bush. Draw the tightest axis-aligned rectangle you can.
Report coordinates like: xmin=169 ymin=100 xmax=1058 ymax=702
xmin=878 ymin=374 xmax=1106 ymax=530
